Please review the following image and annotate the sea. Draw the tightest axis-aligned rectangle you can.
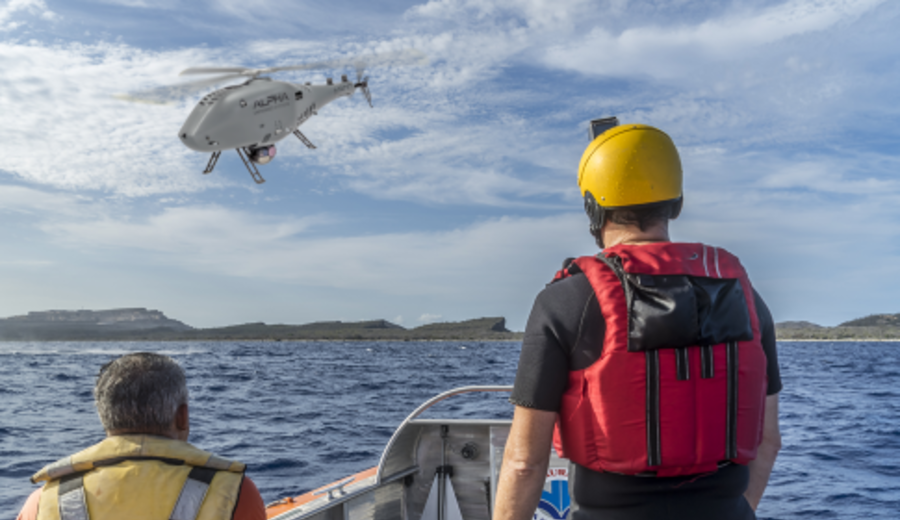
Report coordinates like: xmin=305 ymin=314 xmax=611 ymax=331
xmin=1 ymin=340 xmax=898 ymax=519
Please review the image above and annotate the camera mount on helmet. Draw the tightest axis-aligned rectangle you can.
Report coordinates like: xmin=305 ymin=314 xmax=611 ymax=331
xmin=589 ymin=116 xmax=619 ymax=141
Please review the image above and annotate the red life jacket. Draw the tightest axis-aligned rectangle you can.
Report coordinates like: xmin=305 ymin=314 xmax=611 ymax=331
xmin=552 ymin=242 xmax=767 ymax=477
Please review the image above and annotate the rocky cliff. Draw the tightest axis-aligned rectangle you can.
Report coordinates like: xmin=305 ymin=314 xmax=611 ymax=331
xmin=0 ymin=308 xmax=193 ymax=340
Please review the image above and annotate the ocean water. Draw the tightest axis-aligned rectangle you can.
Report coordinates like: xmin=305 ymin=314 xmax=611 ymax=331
xmin=0 ymin=340 xmax=898 ymax=519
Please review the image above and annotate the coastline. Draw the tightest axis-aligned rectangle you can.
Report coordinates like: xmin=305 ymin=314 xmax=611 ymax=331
xmin=0 ymin=315 xmax=524 ymax=343
xmin=0 ymin=337 xmax=525 ymax=343
xmin=777 ymin=338 xmax=900 ymax=343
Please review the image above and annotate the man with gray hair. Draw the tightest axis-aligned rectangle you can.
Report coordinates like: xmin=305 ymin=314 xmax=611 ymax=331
xmin=17 ymin=352 xmax=266 ymax=520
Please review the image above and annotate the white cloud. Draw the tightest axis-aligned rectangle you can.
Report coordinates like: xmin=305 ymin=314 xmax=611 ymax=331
xmin=40 ymin=204 xmax=595 ymax=296
xmin=411 ymin=0 xmax=590 ymax=28
xmin=542 ymin=0 xmax=886 ymax=78
xmin=3 ymin=0 xmax=894 ymax=208
xmin=0 ymin=0 xmax=56 ymax=31
xmin=418 ymin=313 xmax=442 ymax=323
xmin=403 ymin=0 xmax=886 ymax=84
xmin=0 ymin=30 xmax=578 ymax=205
xmin=0 ymin=259 xmax=53 ymax=266
xmin=756 ymin=159 xmax=900 ymax=195
xmin=91 ymin=0 xmax=159 ymax=7
xmin=208 ymin=0 xmax=416 ymax=34
xmin=0 ymin=41 xmax=226 ymax=194
xmin=43 ymin=205 xmax=330 ymax=256
xmin=0 ymin=184 xmax=97 ymax=216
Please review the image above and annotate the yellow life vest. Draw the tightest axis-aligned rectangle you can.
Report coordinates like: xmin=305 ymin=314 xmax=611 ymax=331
xmin=31 ymin=435 xmax=246 ymax=520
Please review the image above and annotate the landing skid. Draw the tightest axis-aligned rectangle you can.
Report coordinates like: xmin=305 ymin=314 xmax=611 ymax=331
xmin=200 ymin=149 xmax=265 ymax=184
xmin=294 ymin=129 xmax=317 ymax=149
xmin=203 ymin=151 xmax=221 ymax=174
xmin=236 ymin=148 xmax=266 ymax=184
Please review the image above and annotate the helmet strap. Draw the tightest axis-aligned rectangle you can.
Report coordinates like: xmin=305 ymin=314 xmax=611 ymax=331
xmin=584 ymin=191 xmax=606 ymax=248
xmin=670 ymin=197 xmax=683 ymax=220
xmin=584 ymin=192 xmax=682 ymax=249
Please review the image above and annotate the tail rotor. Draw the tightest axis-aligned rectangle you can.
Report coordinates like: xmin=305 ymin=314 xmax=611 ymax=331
xmin=354 ymin=66 xmax=373 ymax=108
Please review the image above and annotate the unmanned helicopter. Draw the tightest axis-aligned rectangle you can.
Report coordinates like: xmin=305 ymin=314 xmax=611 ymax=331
xmin=124 ymin=50 xmax=425 ymax=184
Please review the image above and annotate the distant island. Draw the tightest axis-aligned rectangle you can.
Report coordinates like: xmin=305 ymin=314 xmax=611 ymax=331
xmin=0 ymin=308 xmax=522 ymax=342
xmin=3 ymin=308 xmax=899 ymax=342
xmin=775 ymin=314 xmax=900 ymax=340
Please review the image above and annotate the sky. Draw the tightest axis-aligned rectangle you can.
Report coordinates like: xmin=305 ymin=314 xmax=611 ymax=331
xmin=1 ymin=0 xmax=898 ymax=331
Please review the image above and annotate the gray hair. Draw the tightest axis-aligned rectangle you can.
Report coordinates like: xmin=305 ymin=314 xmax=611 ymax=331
xmin=94 ymin=352 xmax=189 ymax=434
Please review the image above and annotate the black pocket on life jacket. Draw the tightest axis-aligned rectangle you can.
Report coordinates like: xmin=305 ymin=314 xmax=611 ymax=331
xmin=625 ymin=274 xmax=753 ymax=352
xmin=693 ymin=277 xmax=753 ymax=346
xmin=626 ymin=274 xmax=699 ymax=352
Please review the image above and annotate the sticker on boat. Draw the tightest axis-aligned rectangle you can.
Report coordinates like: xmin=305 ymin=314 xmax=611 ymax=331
xmin=535 ymin=467 xmax=570 ymax=520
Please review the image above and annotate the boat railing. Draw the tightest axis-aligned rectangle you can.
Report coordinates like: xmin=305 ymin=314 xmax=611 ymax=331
xmin=375 ymin=385 xmax=513 ymax=484
xmin=311 ymin=476 xmax=355 ymax=499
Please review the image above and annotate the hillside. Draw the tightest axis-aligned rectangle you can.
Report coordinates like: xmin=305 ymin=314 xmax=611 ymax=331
xmin=776 ymin=313 xmax=900 ymax=340
xmin=0 ymin=308 xmax=192 ymax=341
xmin=0 ymin=309 xmax=521 ymax=341
xmin=8 ymin=307 xmax=900 ymax=342
xmin=838 ymin=313 xmax=900 ymax=327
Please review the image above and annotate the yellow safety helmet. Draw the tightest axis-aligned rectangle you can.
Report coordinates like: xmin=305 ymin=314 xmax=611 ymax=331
xmin=578 ymin=123 xmax=683 ymax=232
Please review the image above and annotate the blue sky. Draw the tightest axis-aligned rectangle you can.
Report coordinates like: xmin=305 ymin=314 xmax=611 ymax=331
xmin=1 ymin=0 xmax=898 ymax=330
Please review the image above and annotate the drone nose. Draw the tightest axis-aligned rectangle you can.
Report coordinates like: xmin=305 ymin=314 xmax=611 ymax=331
xmin=179 ymin=131 xmax=209 ymax=152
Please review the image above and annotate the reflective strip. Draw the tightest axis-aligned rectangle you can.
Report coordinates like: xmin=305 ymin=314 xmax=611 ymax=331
xmin=713 ymin=247 xmax=722 ymax=278
xmin=204 ymin=455 xmax=232 ymax=471
xmin=169 ymin=478 xmax=209 ymax=520
xmin=702 ymin=246 xmax=710 ymax=277
xmin=169 ymin=468 xmax=216 ymax=520
xmin=46 ymin=457 xmax=76 ymax=480
xmin=58 ymin=476 xmax=89 ymax=520
xmin=169 ymin=467 xmax=217 ymax=520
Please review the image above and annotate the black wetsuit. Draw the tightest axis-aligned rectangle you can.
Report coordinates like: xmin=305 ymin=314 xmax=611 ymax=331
xmin=510 ymin=271 xmax=782 ymax=520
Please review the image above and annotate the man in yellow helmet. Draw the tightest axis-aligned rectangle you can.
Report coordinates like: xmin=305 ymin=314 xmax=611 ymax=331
xmin=16 ymin=352 xmax=266 ymax=520
xmin=494 ymin=122 xmax=782 ymax=519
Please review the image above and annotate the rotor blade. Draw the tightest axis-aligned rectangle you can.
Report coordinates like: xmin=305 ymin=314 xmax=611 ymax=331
xmin=180 ymin=67 xmax=253 ymax=76
xmin=116 ymin=73 xmax=246 ymax=104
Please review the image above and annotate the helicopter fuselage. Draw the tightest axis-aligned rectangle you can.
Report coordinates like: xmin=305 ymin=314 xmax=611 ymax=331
xmin=178 ymin=77 xmax=356 ymax=152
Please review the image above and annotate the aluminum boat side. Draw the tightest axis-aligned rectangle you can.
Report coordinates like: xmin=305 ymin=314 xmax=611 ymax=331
xmin=265 ymin=386 xmax=571 ymax=520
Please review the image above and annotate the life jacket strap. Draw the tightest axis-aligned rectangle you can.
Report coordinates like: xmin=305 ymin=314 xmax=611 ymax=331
xmin=169 ymin=466 xmax=219 ymax=520
xmin=646 ymin=350 xmax=661 ymax=468
xmin=701 ymin=345 xmax=715 ymax=379
xmin=55 ymin=465 xmax=221 ymax=520
xmin=675 ymin=347 xmax=690 ymax=381
xmin=725 ymin=341 xmax=739 ymax=460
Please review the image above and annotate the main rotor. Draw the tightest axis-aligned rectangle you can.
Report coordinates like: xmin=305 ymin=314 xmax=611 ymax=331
xmin=121 ymin=49 xmax=425 ymax=104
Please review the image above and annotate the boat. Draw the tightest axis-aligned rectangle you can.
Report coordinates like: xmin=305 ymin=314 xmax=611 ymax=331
xmin=264 ymin=386 xmax=571 ymax=520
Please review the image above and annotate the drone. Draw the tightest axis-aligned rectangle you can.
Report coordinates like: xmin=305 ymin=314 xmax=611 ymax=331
xmin=124 ymin=51 xmax=425 ymax=184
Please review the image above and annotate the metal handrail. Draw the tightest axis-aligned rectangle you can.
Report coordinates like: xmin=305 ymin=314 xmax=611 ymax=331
xmin=375 ymin=385 xmax=513 ymax=484
xmin=312 ymin=476 xmax=355 ymax=499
